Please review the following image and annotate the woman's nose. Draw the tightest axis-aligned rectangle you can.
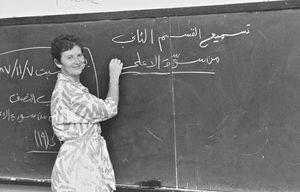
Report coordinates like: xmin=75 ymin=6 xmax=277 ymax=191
xmin=74 ymin=57 xmax=82 ymax=64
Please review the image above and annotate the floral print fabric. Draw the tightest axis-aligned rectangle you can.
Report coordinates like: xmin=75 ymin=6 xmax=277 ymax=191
xmin=51 ymin=73 xmax=117 ymax=192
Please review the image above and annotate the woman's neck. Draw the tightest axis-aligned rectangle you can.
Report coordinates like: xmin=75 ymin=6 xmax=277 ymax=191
xmin=61 ymin=71 xmax=80 ymax=83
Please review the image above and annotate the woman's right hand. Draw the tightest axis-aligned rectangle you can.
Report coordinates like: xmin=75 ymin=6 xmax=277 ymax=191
xmin=109 ymin=58 xmax=123 ymax=82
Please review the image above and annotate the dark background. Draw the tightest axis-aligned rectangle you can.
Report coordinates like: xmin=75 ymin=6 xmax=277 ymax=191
xmin=0 ymin=1 xmax=300 ymax=191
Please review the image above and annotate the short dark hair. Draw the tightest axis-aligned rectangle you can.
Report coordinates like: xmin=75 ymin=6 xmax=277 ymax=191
xmin=50 ymin=34 xmax=83 ymax=62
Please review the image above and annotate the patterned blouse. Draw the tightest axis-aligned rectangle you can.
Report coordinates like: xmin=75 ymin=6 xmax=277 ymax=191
xmin=51 ymin=73 xmax=117 ymax=192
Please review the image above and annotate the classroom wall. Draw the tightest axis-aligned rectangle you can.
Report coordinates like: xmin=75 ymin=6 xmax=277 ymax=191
xmin=0 ymin=0 xmax=280 ymax=19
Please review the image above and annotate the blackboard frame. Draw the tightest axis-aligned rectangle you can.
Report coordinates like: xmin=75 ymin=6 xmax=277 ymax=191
xmin=1 ymin=1 xmax=300 ymax=191
xmin=0 ymin=1 xmax=300 ymax=27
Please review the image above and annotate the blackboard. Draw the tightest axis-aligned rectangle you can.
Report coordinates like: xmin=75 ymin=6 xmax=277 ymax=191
xmin=1 ymin=2 xmax=300 ymax=191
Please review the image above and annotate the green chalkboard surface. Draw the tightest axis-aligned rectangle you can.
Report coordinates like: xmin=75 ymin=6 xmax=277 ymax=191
xmin=1 ymin=2 xmax=300 ymax=191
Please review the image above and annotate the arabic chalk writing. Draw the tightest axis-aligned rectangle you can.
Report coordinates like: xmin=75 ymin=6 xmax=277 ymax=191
xmin=112 ymin=24 xmax=250 ymax=52
xmin=34 ymin=129 xmax=60 ymax=150
xmin=9 ymin=92 xmax=50 ymax=106
xmin=199 ymin=24 xmax=251 ymax=48
xmin=122 ymin=51 xmax=220 ymax=75
xmin=112 ymin=28 xmax=154 ymax=45
xmin=0 ymin=58 xmax=59 ymax=80
xmin=0 ymin=108 xmax=51 ymax=123
xmin=112 ymin=23 xmax=250 ymax=75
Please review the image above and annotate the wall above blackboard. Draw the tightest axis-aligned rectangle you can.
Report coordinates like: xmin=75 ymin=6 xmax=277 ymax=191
xmin=1 ymin=2 xmax=300 ymax=192
xmin=0 ymin=0 xmax=295 ymax=19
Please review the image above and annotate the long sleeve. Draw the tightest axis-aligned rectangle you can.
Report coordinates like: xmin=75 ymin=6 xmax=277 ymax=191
xmin=52 ymin=79 xmax=117 ymax=125
xmin=63 ymin=83 xmax=118 ymax=123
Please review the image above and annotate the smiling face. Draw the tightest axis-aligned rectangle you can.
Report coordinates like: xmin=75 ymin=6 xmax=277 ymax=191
xmin=54 ymin=45 xmax=85 ymax=82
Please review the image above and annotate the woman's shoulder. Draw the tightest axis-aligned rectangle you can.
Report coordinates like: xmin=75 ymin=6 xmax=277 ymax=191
xmin=52 ymin=80 xmax=75 ymax=98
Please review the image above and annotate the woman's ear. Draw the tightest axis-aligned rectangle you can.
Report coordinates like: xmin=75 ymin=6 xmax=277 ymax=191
xmin=54 ymin=58 xmax=62 ymax=69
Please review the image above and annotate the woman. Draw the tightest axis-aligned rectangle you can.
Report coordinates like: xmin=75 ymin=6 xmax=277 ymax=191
xmin=50 ymin=34 xmax=123 ymax=192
